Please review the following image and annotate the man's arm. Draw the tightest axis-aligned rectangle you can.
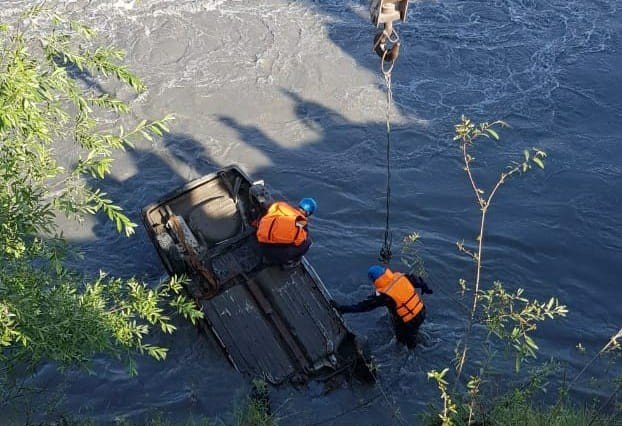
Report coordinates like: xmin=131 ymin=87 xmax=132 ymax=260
xmin=407 ymin=274 xmax=433 ymax=294
xmin=334 ymin=293 xmax=388 ymax=313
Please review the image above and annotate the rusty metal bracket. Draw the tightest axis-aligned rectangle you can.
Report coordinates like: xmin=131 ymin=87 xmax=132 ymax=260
xmin=165 ymin=207 xmax=220 ymax=297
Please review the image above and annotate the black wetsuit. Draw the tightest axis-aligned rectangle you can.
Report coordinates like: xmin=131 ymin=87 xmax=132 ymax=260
xmin=259 ymin=232 xmax=312 ymax=266
xmin=335 ymin=274 xmax=429 ymax=348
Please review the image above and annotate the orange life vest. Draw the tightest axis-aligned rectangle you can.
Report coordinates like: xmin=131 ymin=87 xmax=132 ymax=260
xmin=374 ymin=269 xmax=424 ymax=323
xmin=256 ymin=202 xmax=308 ymax=246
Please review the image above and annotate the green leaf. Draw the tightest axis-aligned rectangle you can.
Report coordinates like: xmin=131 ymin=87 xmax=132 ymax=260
xmin=486 ymin=128 xmax=499 ymax=140
xmin=546 ymin=297 xmax=555 ymax=310
xmin=0 ymin=11 xmax=203 ymax=378
xmin=524 ymin=335 xmax=539 ymax=351
xmin=532 ymin=157 xmax=545 ymax=169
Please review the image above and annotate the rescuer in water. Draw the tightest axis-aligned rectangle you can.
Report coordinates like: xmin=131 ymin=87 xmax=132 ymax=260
xmin=255 ymin=198 xmax=317 ymax=267
xmin=332 ymin=265 xmax=433 ymax=348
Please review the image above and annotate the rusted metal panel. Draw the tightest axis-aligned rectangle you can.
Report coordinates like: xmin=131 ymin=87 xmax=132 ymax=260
xmin=201 ymin=285 xmax=296 ymax=384
xmin=255 ymin=266 xmax=346 ymax=366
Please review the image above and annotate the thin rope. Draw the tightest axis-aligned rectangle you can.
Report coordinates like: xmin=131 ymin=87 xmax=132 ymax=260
xmin=379 ymin=48 xmax=396 ymax=265
xmin=311 ymin=31 xmax=411 ymax=424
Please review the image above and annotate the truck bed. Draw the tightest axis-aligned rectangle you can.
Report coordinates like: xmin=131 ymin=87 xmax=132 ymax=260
xmin=141 ymin=165 xmax=372 ymax=385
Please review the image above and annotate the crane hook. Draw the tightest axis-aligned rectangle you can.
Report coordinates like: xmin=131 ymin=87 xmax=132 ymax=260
xmin=373 ymin=28 xmax=400 ymax=63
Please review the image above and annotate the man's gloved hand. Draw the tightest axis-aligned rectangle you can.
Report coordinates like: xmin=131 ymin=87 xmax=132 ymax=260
xmin=418 ymin=277 xmax=434 ymax=295
xmin=422 ymin=286 xmax=434 ymax=295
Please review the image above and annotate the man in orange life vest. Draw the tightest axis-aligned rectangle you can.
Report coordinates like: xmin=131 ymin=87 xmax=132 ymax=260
xmin=255 ymin=198 xmax=317 ymax=266
xmin=333 ymin=265 xmax=433 ymax=348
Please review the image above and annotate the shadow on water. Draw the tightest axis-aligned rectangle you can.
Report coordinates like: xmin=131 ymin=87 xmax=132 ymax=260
xmin=56 ymin=132 xmax=252 ymax=423
xmin=61 ymin=80 xmax=447 ymax=424
xmin=75 ymin=132 xmax=218 ymax=280
xmin=78 ymin=85 xmax=411 ymax=293
xmin=295 ymin=1 xmax=411 ymax=96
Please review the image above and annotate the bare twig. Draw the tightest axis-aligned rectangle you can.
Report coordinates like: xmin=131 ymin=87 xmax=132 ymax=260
xmin=569 ymin=328 xmax=622 ymax=390
xmin=548 ymin=328 xmax=622 ymax=423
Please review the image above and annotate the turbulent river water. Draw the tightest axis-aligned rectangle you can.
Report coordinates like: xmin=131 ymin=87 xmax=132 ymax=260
xmin=2 ymin=0 xmax=622 ymax=424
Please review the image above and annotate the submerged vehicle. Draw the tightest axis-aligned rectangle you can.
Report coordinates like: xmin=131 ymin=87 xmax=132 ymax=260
xmin=142 ymin=166 xmax=373 ymax=385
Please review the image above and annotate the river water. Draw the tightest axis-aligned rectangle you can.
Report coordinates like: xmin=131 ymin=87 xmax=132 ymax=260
xmin=2 ymin=0 xmax=621 ymax=424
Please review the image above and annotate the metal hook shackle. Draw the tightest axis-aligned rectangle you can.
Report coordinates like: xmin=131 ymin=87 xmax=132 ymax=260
xmin=373 ymin=28 xmax=400 ymax=63
xmin=370 ymin=0 xmax=408 ymax=63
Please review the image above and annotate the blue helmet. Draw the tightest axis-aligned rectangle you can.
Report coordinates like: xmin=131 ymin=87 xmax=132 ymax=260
xmin=298 ymin=198 xmax=317 ymax=216
xmin=367 ymin=265 xmax=386 ymax=282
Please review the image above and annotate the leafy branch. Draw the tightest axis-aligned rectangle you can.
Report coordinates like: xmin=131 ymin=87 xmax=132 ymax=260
xmin=452 ymin=115 xmax=549 ymax=382
xmin=427 ymin=117 xmax=562 ymax=425
xmin=479 ymin=282 xmax=567 ymax=371
xmin=428 ymin=368 xmax=458 ymax=426
xmin=0 ymin=7 xmax=203 ymax=387
xmin=0 ymin=6 xmax=173 ymax=241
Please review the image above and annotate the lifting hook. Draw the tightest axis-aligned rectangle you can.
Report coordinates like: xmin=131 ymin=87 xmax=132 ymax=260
xmin=370 ymin=0 xmax=409 ymax=62
xmin=373 ymin=29 xmax=400 ymax=62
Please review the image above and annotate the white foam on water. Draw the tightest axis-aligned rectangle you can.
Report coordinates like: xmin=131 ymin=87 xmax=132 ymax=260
xmin=112 ymin=0 xmax=137 ymax=10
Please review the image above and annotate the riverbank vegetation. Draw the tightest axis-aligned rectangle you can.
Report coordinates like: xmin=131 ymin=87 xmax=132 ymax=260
xmin=0 ymin=4 xmax=202 ymax=409
xmin=422 ymin=118 xmax=621 ymax=425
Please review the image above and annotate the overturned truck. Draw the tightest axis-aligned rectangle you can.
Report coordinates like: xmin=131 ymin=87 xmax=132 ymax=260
xmin=142 ymin=166 xmax=373 ymax=385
